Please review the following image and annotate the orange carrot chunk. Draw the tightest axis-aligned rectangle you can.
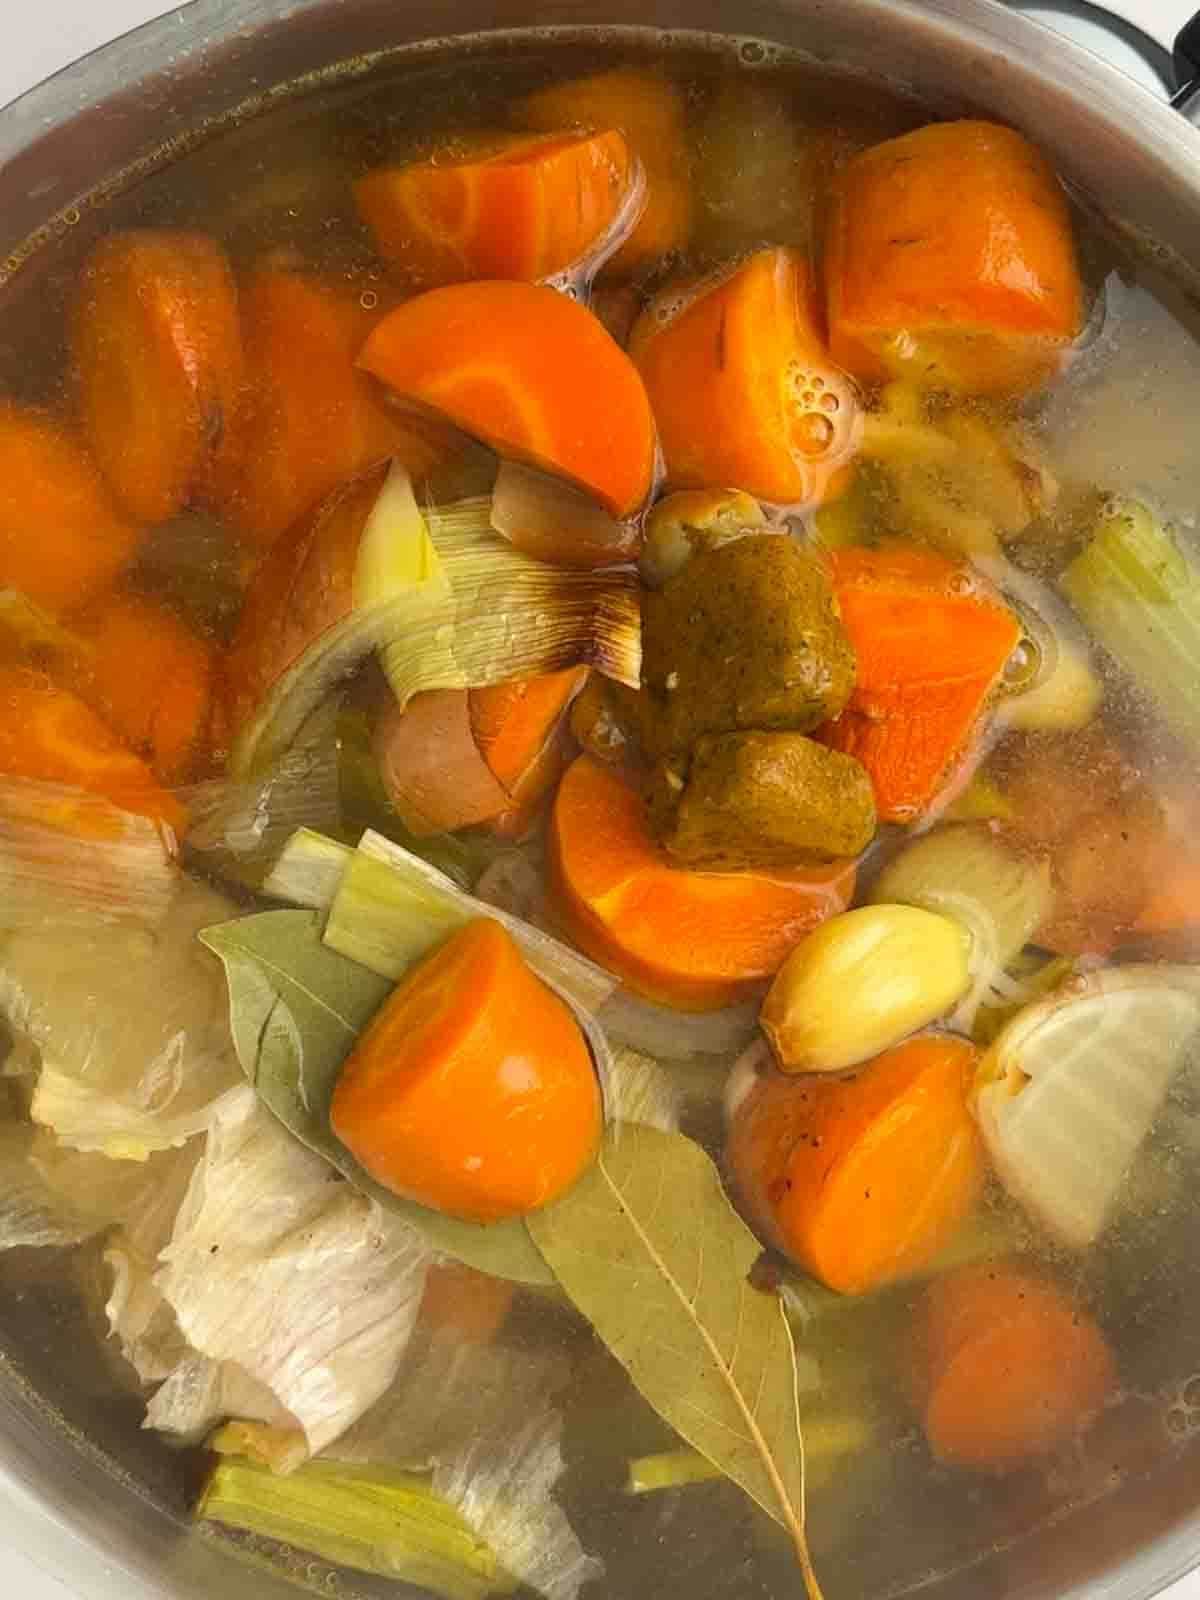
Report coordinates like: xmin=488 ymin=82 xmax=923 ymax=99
xmin=470 ymin=667 xmax=588 ymax=840
xmin=826 ymin=121 xmax=1083 ymax=396
xmin=73 ymin=230 xmax=244 ymax=525
xmin=818 ymin=544 xmax=1022 ymax=823
xmin=727 ymin=1035 xmax=984 ymax=1296
xmin=0 ymin=665 xmax=185 ymax=833
xmin=907 ymin=1264 xmax=1117 ymax=1470
xmin=356 ymin=130 xmax=634 ymax=284
xmin=515 ymin=67 xmax=692 ymax=276
xmin=630 ymin=248 xmax=859 ymax=507
xmin=418 ymin=1261 xmax=515 ymax=1344
xmin=0 ymin=405 xmax=141 ymax=615
xmin=548 ymin=753 xmax=855 ymax=1011
xmin=69 ymin=590 xmax=217 ymax=784
xmin=358 ymin=280 xmax=657 ymax=518
xmin=211 ymin=268 xmax=437 ymax=550
xmin=331 ymin=918 xmax=601 ymax=1223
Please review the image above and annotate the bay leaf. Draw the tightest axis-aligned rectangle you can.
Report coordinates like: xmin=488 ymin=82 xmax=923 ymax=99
xmin=200 ymin=910 xmax=554 ymax=1287
xmin=527 ymin=1123 xmax=825 ymax=1599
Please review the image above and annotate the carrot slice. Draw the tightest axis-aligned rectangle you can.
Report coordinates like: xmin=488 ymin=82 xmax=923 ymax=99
xmin=418 ymin=1261 xmax=515 ymax=1344
xmin=907 ymin=1264 xmax=1117 ymax=1470
xmin=826 ymin=121 xmax=1083 ymax=396
xmin=356 ymin=130 xmax=634 ymax=284
xmin=0 ymin=664 xmax=185 ymax=833
xmin=548 ymin=753 xmax=855 ymax=1011
xmin=516 ymin=67 xmax=692 ymax=275
xmin=0 ymin=405 xmax=141 ymax=615
xmin=470 ymin=667 xmax=588 ymax=840
xmin=211 ymin=267 xmax=438 ymax=549
xmin=69 ymin=590 xmax=217 ymax=784
xmin=73 ymin=230 xmax=244 ymax=524
xmin=358 ymin=279 xmax=657 ymax=518
xmin=727 ymin=1035 xmax=984 ymax=1296
xmin=331 ymin=918 xmax=601 ymax=1222
xmin=630 ymin=248 xmax=859 ymax=506
xmin=818 ymin=544 xmax=1022 ymax=823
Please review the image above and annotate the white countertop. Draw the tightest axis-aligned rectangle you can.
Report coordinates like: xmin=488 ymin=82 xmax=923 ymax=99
xmin=1 ymin=3 xmax=1197 ymax=1598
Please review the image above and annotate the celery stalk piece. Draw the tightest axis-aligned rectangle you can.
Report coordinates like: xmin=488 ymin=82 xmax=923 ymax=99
xmin=1062 ymin=500 xmax=1200 ymax=748
xmin=972 ymin=964 xmax=1200 ymax=1249
xmin=327 ymin=829 xmax=616 ymax=1014
xmin=198 ymin=1455 xmax=514 ymax=1600
xmin=626 ymin=1416 xmax=873 ymax=1498
xmin=260 ymin=828 xmax=354 ymax=911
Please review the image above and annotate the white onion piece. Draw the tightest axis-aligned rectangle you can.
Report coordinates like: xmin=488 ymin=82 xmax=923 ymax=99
xmin=723 ymin=1037 xmax=771 ymax=1127
xmin=972 ymin=964 xmax=1200 ymax=1249
xmin=597 ymin=988 xmax=760 ymax=1062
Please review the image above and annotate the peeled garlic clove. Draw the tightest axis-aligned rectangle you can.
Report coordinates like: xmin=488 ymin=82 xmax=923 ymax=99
xmin=972 ymin=964 xmax=1200 ymax=1249
xmin=761 ymin=903 xmax=971 ymax=1074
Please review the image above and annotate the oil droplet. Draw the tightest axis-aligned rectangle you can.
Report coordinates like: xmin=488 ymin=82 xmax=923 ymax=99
xmin=359 ymin=289 xmax=378 ymax=310
xmin=793 ymin=412 xmax=835 ymax=456
xmin=63 ymin=208 xmax=81 ymax=227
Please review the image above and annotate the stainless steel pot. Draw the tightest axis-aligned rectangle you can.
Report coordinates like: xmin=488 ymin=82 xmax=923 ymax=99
xmin=2 ymin=3 xmax=1200 ymax=1596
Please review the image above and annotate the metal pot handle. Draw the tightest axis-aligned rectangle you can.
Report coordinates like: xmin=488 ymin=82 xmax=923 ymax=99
xmin=1074 ymin=0 xmax=1200 ymax=108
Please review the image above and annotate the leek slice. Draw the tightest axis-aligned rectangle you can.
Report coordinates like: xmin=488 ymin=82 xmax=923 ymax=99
xmin=1062 ymin=500 xmax=1200 ymax=748
xmin=261 ymin=827 xmax=353 ymax=911
xmin=972 ymin=964 xmax=1200 ymax=1248
xmin=627 ymin=1417 xmax=872 ymax=1497
xmin=328 ymin=829 xmax=616 ymax=1015
xmin=199 ymin=1456 xmax=513 ymax=1600
xmin=233 ymin=464 xmax=640 ymax=779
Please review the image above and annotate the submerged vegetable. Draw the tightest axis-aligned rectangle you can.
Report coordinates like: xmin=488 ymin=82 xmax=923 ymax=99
xmin=331 ymin=918 xmax=602 ymax=1222
xmin=210 ymin=266 xmax=433 ymax=549
xmin=355 ymin=129 xmax=637 ymax=284
xmin=728 ymin=1034 xmax=984 ymax=1294
xmin=631 ymin=247 xmax=860 ymax=506
xmin=358 ymin=280 xmax=657 ymax=516
xmin=818 ymin=544 xmax=1023 ymax=823
xmin=0 ymin=404 xmax=141 ymax=614
xmin=373 ymin=689 xmax=512 ymax=836
xmin=73 ymin=230 xmax=244 ymax=524
xmin=225 ymin=462 xmax=639 ymax=777
xmin=515 ymin=67 xmax=692 ymax=275
xmin=971 ymin=964 xmax=1200 ymax=1248
xmin=1062 ymin=499 xmax=1200 ymax=750
xmin=827 ymin=121 xmax=1083 ymax=395
xmin=871 ymin=823 xmax=1052 ymax=1026
xmin=761 ymin=904 xmax=970 ymax=1074
xmin=639 ymin=487 xmax=765 ymax=588
xmin=549 ymin=754 xmax=856 ymax=1010
xmin=0 ymin=665 xmax=186 ymax=834
xmin=906 ymin=1265 xmax=1116 ymax=1470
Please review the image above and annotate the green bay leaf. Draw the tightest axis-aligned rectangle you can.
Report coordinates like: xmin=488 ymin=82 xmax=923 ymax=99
xmin=200 ymin=911 xmax=554 ymax=1286
xmin=527 ymin=1124 xmax=824 ymax=1599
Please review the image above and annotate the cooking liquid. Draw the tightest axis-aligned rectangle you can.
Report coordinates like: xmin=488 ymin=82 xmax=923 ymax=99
xmin=0 ymin=31 xmax=1199 ymax=1600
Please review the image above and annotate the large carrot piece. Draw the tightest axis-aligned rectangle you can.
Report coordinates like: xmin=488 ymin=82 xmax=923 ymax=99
xmin=358 ymin=280 xmax=657 ymax=518
xmin=826 ymin=121 xmax=1082 ymax=396
xmin=69 ymin=590 xmax=217 ymax=784
xmin=356 ymin=130 xmax=634 ymax=283
xmin=0 ymin=405 xmax=141 ymax=614
xmin=630 ymin=248 xmax=859 ymax=507
xmin=331 ymin=918 xmax=601 ymax=1222
xmin=0 ymin=665 xmax=185 ymax=833
xmin=73 ymin=230 xmax=244 ymax=524
xmin=548 ymin=753 xmax=855 ymax=1010
xmin=907 ymin=1264 xmax=1116 ymax=1470
xmin=211 ymin=267 xmax=436 ymax=550
xmin=727 ymin=1035 xmax=984 ymax=1295
xmin=818 ymin=544 xmax=1021 ymax=823
xmin=515 ymin=67 xmax=692 ymax=275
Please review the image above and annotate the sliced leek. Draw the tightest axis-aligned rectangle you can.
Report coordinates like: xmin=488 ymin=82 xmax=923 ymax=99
xmin=1062 ymin=500 xmax=1200 ymax=749
xmin=198 ymin=1455 xmax=513 ymax=1600
xmin=232 ymin=464 xmax=640 ymax=778
xmin=972 ymin=964 xmax=1200 ymax=1248
xmin=260 ymin=827 xmax=353 ymax=911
